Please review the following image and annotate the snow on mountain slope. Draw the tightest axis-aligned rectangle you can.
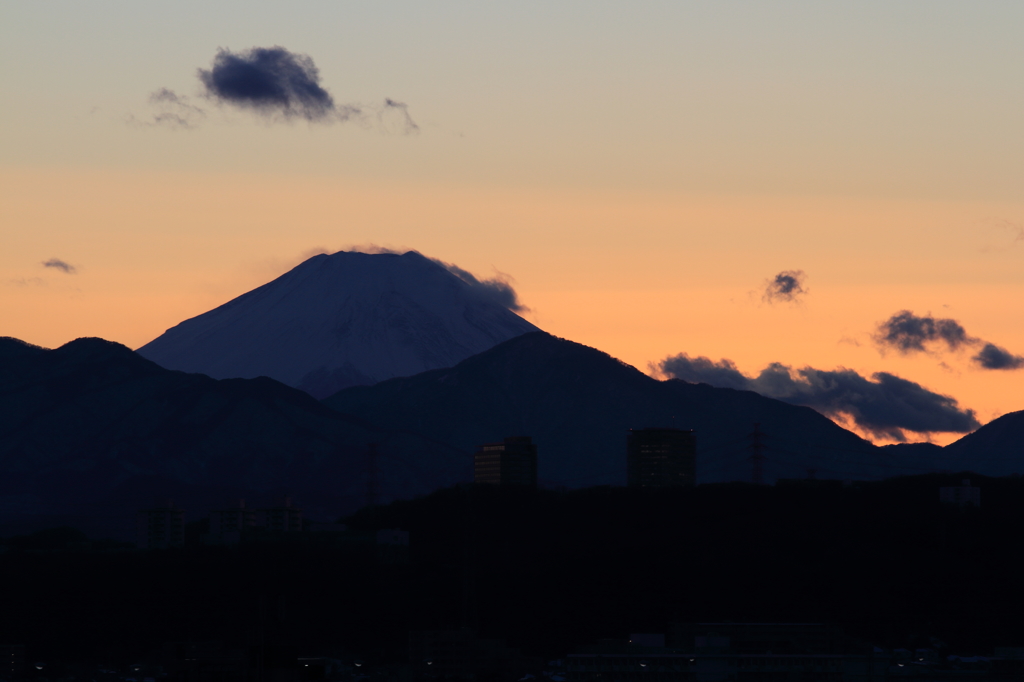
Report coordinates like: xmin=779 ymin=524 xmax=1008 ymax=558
xmin=137 ymin=251 xmax=540 ymax=397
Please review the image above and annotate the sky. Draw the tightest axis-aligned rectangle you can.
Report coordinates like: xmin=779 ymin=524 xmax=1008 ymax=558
xmin=2 ymin=1 xmax=1023 ymax=445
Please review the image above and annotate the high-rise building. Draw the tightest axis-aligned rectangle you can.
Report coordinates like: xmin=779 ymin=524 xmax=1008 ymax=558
xmin=208 ymin=499 xmax=257 ymax=544
xmin=627 ymin=428 xmax=696 ymax=487
xmin=136 ymin=500 xmax=185 ymax=549
xmin=474 ymin=436 xmax=538 ymax=488
xmin=255 ymin=496 xmax=302 ymax=532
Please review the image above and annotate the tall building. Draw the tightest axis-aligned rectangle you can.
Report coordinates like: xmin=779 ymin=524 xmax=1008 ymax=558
xmin=208 ymin=499 xmax=257 ymax=544
xmin=474 ymin=436 xmax=538 ymax=488
xmin=137 ymin=500 xmax=185 ymax=549
xmin=627 ymin=428 xmax=696 ymax=487
xmin=255 ymin=496 xmax=303 ymax=532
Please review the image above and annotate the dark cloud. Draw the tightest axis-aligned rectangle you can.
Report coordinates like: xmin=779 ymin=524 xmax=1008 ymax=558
xmin=763 ymin=270 xmax=807 ymax=304
xmin=657 ymin=353 xmax=979 ymax=441
xmin=198 ymin=46 xmax=355 ymax=122
xmin=142 ymin=47 xmax=417 ymax=133
xmin=42 ymin=258 xmax=76 ymax=274
xmin=430 ymin=259 xmax=527 ymax=312
xmin=874 ymin=310 xmax=974 ymax=353
xmin=873 ymin=309 xmax=1022 ymax=372
xmin=652 ymin=353 xmax=750 ymax=390
xmin=972 ymin=343 xmax=1024 ymax=370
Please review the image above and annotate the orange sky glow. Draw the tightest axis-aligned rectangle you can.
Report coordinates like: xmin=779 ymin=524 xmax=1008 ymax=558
xmin=3 ymin=167 xmax=1021 ymax=446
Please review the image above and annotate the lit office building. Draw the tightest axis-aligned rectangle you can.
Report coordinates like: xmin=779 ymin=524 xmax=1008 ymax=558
xmin=474 ymin=436 xmax=538 ymax=488
xmin=627 ymin=428 xmax=696 ymax=487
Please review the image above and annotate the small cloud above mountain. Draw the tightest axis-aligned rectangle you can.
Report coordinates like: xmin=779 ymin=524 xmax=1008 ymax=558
xmin=762 ymin=270 xmax=807 ymax=304
xmin=198 ymin=46 xmax=351 ymax=122
xmin=654 ymin=354 xmax=749 ymax=390
xmin=42 ymin=258 xmax=76 ymax=274
xmin=139 ymin=46 xmax=418 ymax=133
xmin=874 ymin=310 xmax=973 ymax=353
xmin=873 ymin=309 xmax=1023 ymax=371
xmin=655 ymin=352 xmax=979 ymax=441
xmin=972 ymin=343 xmax=1024 ymax=370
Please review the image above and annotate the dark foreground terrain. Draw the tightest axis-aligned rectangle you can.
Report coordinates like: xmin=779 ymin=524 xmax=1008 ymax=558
xmin=2 ymin=474 xmax=1023 ymax=674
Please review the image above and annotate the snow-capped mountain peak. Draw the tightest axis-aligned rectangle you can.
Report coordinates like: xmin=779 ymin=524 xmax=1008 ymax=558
xmin=137 ymin=250 xmax=540 ymax=397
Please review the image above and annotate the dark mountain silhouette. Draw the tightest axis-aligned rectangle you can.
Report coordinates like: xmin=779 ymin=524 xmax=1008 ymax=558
xmin=137 ymin=250 xmax=539 ymax=398
xmin=0 ymin=337 xmax=469 ymax=537
xmin=941 ymin=410 xmax=1024 ymax=475
xmin=324 ymin=332 xmax=910 ymax=485
xmin=5 ymin=332 xmax=1020 ymax=539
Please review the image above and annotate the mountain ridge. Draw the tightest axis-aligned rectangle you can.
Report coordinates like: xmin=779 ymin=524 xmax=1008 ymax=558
xmin=0 ymin=336 xmax=470 ymax=537
xmin=324 ymin=332 xmax=899 ymax=485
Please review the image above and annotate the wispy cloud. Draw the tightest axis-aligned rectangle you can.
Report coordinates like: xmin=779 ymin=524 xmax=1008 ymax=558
xmin=978 ymin=218 xmax=1024 ymax=252
xmin=137 ymin=88 xmax=207 ymax=129
xmin=654 ymin=352 xmax=980 ymax=441
xmin=41 ymin=258 xmax=76 ymax=274
xmin=8 ymin=277 xmax=46 ymax=287
xmin=378 ymin=98 xmax=419 ymax=135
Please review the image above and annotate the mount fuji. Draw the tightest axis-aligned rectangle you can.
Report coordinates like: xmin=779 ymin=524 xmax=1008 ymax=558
xmin=137 ymin=250 xmax=539 ymax=398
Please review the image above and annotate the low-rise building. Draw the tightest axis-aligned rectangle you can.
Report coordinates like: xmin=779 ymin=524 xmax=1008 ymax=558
xmin=136 ymin=500 xmax=184 ymax=549
xmin=256 ymin=496 xmax=303 ymax=532
xmin=207 ymin=499 xmax=257 ymax=545
xmin=941 ymin=479 xmax=981 ymax=507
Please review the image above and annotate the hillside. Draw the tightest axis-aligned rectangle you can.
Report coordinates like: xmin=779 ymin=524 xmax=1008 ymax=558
xmin=325 ymin=332 xmax=900 ymax=485
xmin=0 ymin=337 xmax=468 ymax=536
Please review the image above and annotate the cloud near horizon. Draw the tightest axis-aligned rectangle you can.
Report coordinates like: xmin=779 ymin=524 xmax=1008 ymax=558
xmin=763 ymin=270 xmax=808 ymax=304
xmin=654 ymin=353 xmax=980 ymax=441
xmin=41 ymin=258 xmax=76 ymax=274
xmin=874 ymin=310 xmax=1023 ymax=371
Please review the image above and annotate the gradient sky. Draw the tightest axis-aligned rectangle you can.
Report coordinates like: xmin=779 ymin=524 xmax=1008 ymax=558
xmin=3 ymin=1 xmax=1023 ymax=444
